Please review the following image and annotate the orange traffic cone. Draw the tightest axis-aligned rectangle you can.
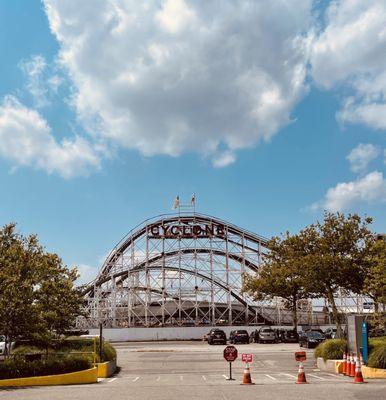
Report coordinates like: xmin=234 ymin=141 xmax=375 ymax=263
xmin=241 ymin=364 xmax=254 ymax=385
xmin=353 ymin=357 xmax=366 ymax=384
xmin=360 ymin=351 xmax=365 ymax=367
xmin=342 ymin=352 xmax=346 ymax=375
xmin=296 ymin=362 xmax=307 ymax=384
xmin=350 ymin=353 xmax=356 ymax=377
xmin=346 ymin=353 xmax=351 ymax=376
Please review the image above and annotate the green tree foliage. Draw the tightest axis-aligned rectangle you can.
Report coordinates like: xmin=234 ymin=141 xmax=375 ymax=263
xmin=304 ymin=212 xmax=374 ymax=336
xmin=243 ymin=232 xmax=314 ymax=331
xmin=0 ymin=223 xmax=84 ymax=355
xmin=363 ymin=238 xmax=386 ymax=330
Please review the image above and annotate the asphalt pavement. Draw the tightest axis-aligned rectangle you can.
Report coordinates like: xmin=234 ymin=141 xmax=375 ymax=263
xmin=1 ymin=341 xmax=386 ymax=400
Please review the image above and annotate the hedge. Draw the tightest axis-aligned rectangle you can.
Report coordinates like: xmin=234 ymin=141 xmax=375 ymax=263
xmin=314 ymin=339 xmax=346 ymax=361
xmin=368 ymin=339 xmax=386 ymax=369
xmin=0 ymin=356 xmax=91 ymax=380
xmin=13 ymin=338 xmax=116 ymax=363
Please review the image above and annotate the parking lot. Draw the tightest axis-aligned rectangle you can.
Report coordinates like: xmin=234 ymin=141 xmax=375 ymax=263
xmin=1 ymin=341 xmax=386 ymax=400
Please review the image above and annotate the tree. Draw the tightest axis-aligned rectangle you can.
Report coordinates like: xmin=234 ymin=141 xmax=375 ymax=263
xmin=0 ymin=223 xmax=83 ymax=355
xmin=303 ymin=212 xmax=374 ymax=336
xmin=363 ymin=237 xmax=386 ymax=331
xmin=243 ymin=232 xmax=314 ymax=331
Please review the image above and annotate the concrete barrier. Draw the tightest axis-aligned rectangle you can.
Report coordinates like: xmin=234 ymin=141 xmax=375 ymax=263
xmin=316 ymin=357 xmax=343 ymax=373
xmin=0 ymin=367 xmax=98 ymax=387
xmin=362 ymin=365 xmax=386 ymax=379
xmin=97 ymin=360 xmax=117 ymax=378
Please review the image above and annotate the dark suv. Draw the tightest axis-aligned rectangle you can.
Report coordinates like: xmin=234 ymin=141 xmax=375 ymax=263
xmin=229 ymin=330 xmax=249 ymax=344
xmin=279 ymin=329 xmax=299 ymax=343
xmin=207 ymin=329 xmax=227 ymax=345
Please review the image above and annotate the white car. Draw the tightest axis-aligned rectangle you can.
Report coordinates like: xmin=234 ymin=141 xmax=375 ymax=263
xmin=0 ymin=335 xmax=15 ymax=357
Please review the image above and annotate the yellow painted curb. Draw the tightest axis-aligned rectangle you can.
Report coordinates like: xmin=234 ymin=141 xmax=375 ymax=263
xmin=0 ymin=367 xmax=98 ymax=387
xmin=362 ymin=366 xmax=386 ymax=379
xmin=334 ymin=360 xmax=344 ymax=374
xmin=97 ymin=360 xmax=117 ymax=378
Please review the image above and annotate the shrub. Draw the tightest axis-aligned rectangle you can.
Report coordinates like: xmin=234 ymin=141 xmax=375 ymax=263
xmin=12 ymin=345 xmax=42 ymax=355
xmin=12 ymin=337 xmax=116 ymax=363
xmin=314 ymin=339 xmax=347 ymax=361
xmin=368 ymin=342 xmax=386 ymax=369
xmin=0 ymin=356 xmax=91 ymax=380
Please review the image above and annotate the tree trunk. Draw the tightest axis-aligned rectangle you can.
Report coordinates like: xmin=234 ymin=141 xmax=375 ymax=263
xmin=292 ymin=298 xmax=298 ymax=332
xmin=327 ymin=288 xmax=342 ymax=337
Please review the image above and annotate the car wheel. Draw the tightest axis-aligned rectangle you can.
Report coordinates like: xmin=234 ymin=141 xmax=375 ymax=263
xmin=299 ymin=342 xmax=303 ymax=347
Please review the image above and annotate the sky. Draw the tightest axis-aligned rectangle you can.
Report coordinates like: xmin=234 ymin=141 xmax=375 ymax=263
xmin=0 ymin=0 xmax=385 ymax=285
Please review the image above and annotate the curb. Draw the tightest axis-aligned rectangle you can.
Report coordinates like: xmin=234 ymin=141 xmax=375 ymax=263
xmin=0 ymin=367 xmax=98 ymax=387
xmin=97 ymin=360 xmax=117 ymax=378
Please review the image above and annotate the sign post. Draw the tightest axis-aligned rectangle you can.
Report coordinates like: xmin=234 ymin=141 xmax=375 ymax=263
xmin=295 ymin=351 xmax=307 ymax=362
xmin=223 ymin=346 xmax=238 ymax=381
xmin=242 ymin=353 xmax=253 ymax=369
xmin=361 ymin=320 xmax=369 ymax=364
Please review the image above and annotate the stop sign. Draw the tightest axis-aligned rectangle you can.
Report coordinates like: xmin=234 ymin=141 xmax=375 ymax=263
xmin=223 ymin=345 xmax=238 ymax=362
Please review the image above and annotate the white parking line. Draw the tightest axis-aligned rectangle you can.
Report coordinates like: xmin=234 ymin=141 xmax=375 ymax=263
xmin=265 ymin=374 xmax=277 ymax=380
xmin=108 ymin=378 xmax=117 ymax=383
xmin=180 ymin=376 xmax=183 ymax=381
xmin=280 ymin=373 xmax=297 ymax=379
xmin=222 ymin=375 xmax=228 ymax=379
xmin=308 ymin=374 xmax=325 ymax=380
xmin=156 ymin=376 xmax=161 ymax=381
xmin=202 ymin=375 xmax=207 ymax=381
xmin=132 ymin=377 xmax=140 ymax=382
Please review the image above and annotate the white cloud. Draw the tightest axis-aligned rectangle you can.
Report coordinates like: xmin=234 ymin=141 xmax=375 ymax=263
xmin=346 ymin=143 xmax=380 ymax=172
xmin=19 ymin=55 xmax=49 ymax=108
xmin=76 ymin=264 xmax=99 ymax=286
xmin=43 ymin=0 xmax=312 ymax=165
xmin=310 ymin=0 xmax=386 ymax=130
xmin=0 ymin=96 xmax=100 ymax=178
xmin=156 ymin=0 xmax=196 ymax=34
xmin=19 ymin=54 xmax=65 ymax=108
xmin=311 ymin=171 xmax=386 ymax=212
xmin=212 ymin=150 xmax=236 ymax=168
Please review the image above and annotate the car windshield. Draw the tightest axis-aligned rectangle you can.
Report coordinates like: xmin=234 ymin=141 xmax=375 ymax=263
xmin=261 ymin=328 xmax=274 ymax=333
xmin=308 ymin=331 xmax=323 ymax=338
xmin=236 ymin=330 xmax=248 ymax=334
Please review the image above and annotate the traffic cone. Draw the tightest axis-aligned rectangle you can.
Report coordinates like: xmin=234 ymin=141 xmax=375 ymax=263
xmin=360 ymin=351 xmax=365 ymax=367
xmin=241 ymin=364 xmax=254 ymax=385
xmin=345 ymin=353 xmax=351 ymax=376
xmin=350 ymin=354 xmax=356 ymax=377
xmin=353 ymin=356 xmax=366 ymax=384
xmin=296 ymin=362 xmax=307 ymax=384
xmin=342 ymin=352 xmax=346 ymax=375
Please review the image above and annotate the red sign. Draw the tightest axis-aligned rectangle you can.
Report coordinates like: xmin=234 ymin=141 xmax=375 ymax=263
xmin=242 ymin=353 xmax=253 ymax=363
xmin=223 ymin=345 xmax=238 ymax=362
xmin=295 ymin=351 xmax=307 ymax=362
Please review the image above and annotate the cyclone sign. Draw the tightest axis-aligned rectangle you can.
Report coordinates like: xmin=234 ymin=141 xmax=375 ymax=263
xmin=148 ymin=222 xmax=225 ymax=239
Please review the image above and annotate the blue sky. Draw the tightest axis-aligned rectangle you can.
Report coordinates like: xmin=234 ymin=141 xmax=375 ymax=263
xmin=0 ymin=0 xmax=385 ymax=284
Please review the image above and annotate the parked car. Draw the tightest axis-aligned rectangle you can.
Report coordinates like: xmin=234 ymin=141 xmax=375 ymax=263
xmin=299 ymin=331 xmax=325 ymax=348
xmin=323 ymin=328 xmax=337 ymax=339
xmin=256 ymin=327 xmax=277 ymax=343
xmin=207 ymin=329 xmax=227 ymax=345
xmin=229 ymin=330 xmax=249 ymax=344
xmin=0 ymin=335 xmax=15 ymax=358
xmin=249 ymin=330 xmax=257 ymax=343
xmin=279 ymin=329 xmax=299 ymax=343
